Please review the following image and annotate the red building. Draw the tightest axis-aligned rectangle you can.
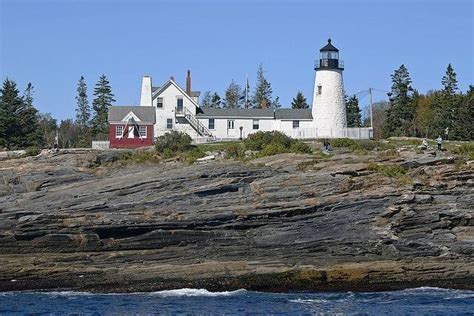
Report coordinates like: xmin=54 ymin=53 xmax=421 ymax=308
xmin=107 ymin=106 xmax=155 ymax=148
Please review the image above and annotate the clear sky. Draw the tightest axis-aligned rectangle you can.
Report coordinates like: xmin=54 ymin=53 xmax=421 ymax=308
xmin=1 ymin=0 xmax=473 ymax=120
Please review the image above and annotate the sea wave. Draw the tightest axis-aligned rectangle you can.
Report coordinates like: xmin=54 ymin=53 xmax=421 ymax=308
xmin=149 ymin=288 xmax=247 ymax=297
xmin=289 ymin=298 xmax=329 ymax=304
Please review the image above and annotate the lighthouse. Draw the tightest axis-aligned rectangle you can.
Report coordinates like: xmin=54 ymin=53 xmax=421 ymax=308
xmin=312 ymin=39 xmax=347 ymax=137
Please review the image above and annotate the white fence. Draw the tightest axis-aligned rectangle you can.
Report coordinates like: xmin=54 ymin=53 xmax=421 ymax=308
xmin=91 ymin=140 xmax=110 ymax=149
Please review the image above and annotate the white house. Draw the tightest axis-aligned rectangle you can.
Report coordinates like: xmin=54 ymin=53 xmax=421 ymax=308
xmin=104 ymin=40 xmax=373 ymax=149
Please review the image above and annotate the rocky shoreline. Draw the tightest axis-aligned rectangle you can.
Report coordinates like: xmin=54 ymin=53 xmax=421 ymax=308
xmin=0 ymin=147 xmax=472 ymax=292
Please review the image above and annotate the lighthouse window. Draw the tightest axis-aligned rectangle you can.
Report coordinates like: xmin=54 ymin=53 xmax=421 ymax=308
xmin=318 ymin=85 xmax=322 ymax=95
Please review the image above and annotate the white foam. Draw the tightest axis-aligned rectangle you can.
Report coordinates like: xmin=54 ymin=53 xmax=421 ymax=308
xmin=289 ymin=298 xmax=329 ymax=304
xmin=149 ymin=288 xmax=246 ymax=297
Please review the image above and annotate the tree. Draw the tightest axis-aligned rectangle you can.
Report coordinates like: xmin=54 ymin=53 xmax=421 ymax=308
xmin=441 ymin=63 xmax=458 ymax=96
xmin=271 ymin=96 xmax=282 ymax=109
xmin=37 ymin=113 xmax=58 ymax=146
xmin=91 ymin=74 xmax=115 ymax=136
xmin=252 ymin=64 xmax=273 ymax=109
xmin=291 ymin=91 xmax=309 ymax=109
xmin=223 ymin=80 xmax=242 ymax=108
xmin=24 ymin=83 xmax=34 ymax=107
xmin=210 ymin=92 xmax=222 ymax=109
xmin=75 ymin=76 xmax=90 ymax=127
xmin=346 ymin=94 xmax=362 ymax=127
xmin=0 ymin=79 xmax=41 ymax=149
xmin=58 ymin=119 xmax=82 ymax=148
xmin=201 ymin=91 xmax=212 ymax=108
xmin=382 ymin=64 xmax=416 ymax=137
xmin=370 ymin=101 xmax=389 ymax=140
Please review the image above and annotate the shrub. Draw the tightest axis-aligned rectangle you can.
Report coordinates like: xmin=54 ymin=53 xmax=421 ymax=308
xmin=244 ymin=131 xmax=293 ymax=151
xmin=25 ymin=146 xmax=41 ymax=157
xmin=224 ymin=143 xmax=245 ymax=159
xmin=289 ymin=141 xmax=312 ymax=154
xmin=155 ymin=131 xmax=192 ymax=154
xmin=256 ymin=143 xmax=288 ymax=157
xmin=451 ymin=143 xmax=474 ymax=160
xmin=184 ymin=147 xmax=206 ymax=164
xmin=368 ymin=162 xmax=407 ymax=178
xmin=331 ymin=138 xmax=357 ymax=148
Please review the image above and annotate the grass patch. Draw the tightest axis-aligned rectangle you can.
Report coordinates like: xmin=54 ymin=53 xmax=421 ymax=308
xmin=368 ymin=162 xmax=407 ymax=178
xmin=25 ymin=146 xmax=41 ymax=157
xmin=450 ymin=143 xmax=474 ymax=160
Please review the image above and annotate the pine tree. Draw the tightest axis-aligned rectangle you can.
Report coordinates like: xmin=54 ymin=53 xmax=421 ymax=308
xmin=441 ymin=63 xmax=458 ymax=96
xmin=291 ymin=91 xmax=309 ymax=109
xmin=346 ymin=95 xmax=362 ymax=127
xmin=91 ymin=74 xmax=115 ymax=136
xmin=382 ymin=64 xmax=416 ymax=137
xmin=75 ymin=76 xmax=90 ymax=127
xmin=223 ymin=80 xmax=242 ymax=108
xmin=210 ymin=92 xmax=221 ymax=109
xmin=201 ymin=91 xmax=212 ymax=108
xmin=24 ymin=83 xmax=34 ymax=107
xmin=0 ymin=79 xmax=41 ymax=149
xmin=271 ymin=96 xmax=281 ymax=109
xmin=252 ymin=64 xmax=273 ymax=109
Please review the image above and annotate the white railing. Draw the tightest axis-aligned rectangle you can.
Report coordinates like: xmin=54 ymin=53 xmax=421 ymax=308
xmin=183 ymin=107 xmax=212 ymax=137
xmin=284 ymin=128 xmax=373 ymax=139
xmin=91 ymin=140 xmax=110 ymax=149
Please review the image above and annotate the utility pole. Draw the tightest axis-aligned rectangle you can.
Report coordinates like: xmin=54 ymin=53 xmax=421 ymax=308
xmin=368 ymin=88 xmax=373 ymax=128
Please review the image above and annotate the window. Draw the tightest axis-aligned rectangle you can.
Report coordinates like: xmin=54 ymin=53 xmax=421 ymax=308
xmin=115 ymin=125 xmax=124 ymax=138
xmin=166 ymin=119 xmax=173 ymax=129
xmin=253 ymin=119 xmax=259 ymax=130
xmin=157 ymin=97 xmax=163 ymax=108
xmin=293 ymin=120 xmax=300 ymax=128
xmin=177 ymin=98 xmax=184 ymax=113
xmin=227 ymin=120 xmax=235 ymax=129
xmin=317 ymin=85 xmax=322 ymax=95
xmin=208 ymin=118 xmax=215 ymax=130
xmin=139 ymin=126 xmax=147 ymax=138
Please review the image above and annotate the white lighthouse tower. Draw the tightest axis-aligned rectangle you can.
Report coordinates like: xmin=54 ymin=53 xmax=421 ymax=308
xmin=312 ymin=39 xmax=347 ymax=137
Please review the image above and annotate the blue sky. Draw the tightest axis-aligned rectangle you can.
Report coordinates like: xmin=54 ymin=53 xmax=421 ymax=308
xmin=1 ymin=0 xmax=473 ymax=120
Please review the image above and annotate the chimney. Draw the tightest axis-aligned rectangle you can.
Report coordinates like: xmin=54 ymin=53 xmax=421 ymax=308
xmin=186 ymin=70 xmax=192 ymax=97
xmin=140 ymin=75 xmax=152 ymax=107
xmin=170 ymin=76 xmax=175 ymax=81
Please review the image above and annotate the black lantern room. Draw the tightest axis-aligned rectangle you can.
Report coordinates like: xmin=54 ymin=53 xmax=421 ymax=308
xmin=315 ymin=39 xmax=344 ymax=70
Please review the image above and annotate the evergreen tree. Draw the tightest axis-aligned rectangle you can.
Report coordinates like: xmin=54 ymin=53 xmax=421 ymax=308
xmin=210 ymin=92 xmax=221 ymax=109
xmin=24 ymin=83 xmax=34 ymax=107
xmin=75 ymin=76 xmax=91 ymax=127
xmin=252 ymin=64 xmax=273 ymax=109
xmin=223 ymin=80 xmax=242 ymax=108
xmin=441 ymin=63 xmax=458 ymax=95
xmin=0 ymin=79 xmax=41 ymax=149
xmin=291 ymin=91 xmax=309 ymax=109
xmin=345 ymin=95 xmax=362 ymax=127
xmin=91 ymin=74 xmax=115 ymax=136
xmin=382 ymin=64 xmax=416 ymax=137
xmin=271 ymin=96 xmax=282 ymax=109
xmin=201 ymin=91 xmax=212 ymax=108
xmin=451 ymin=86 xmax=473 ymax=140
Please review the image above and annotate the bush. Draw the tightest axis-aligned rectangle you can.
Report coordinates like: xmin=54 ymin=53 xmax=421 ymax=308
xmin=256 ymin=143 xmax=288 ymax=157
xmin=155 ymin=131 xmax=192 ymax=154
xmin=289 ymin=141 xmax=312 ymax=154
xmin=25 ymin=146 xmax=41 ymax=157
xmin=244 ymin=131 xmax=293 ymax=151
xmin=451 ymin=143 xmax=474 ymax=160
xmin=224 ymin=143 xmax=245 ymax=159
xmin=368 ymin=162 xmax=407 ymax=178
xmin=331 ymin=138 xmax=357 ymax=148
xmin=184 ymin=147 xmax=206 ymax=164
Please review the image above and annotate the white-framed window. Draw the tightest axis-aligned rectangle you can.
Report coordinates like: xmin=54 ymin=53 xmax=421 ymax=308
xmin=253 ymin=119 xmax=259 ymax=130
xmin=115 ymin=125 xmax=124 ymax=138
xmin=157 ymin=97 xmax=163 ymax=108
xmin=208 ymin=118 xmax=215 ymax=130
xmin=139 ymin=126 xmax=147 ymax=138
xmin=227 ymin=120 xmax=235 ymax=129
xmin=166 ymin=118 xmax=173 ymax=129
xmin=293 ymin=120 xmax=300 ymax=128
xmin=177 ymin=97 xmax=184 ymax=113
xmin=317 ymin=85 xmax=322 ymax=95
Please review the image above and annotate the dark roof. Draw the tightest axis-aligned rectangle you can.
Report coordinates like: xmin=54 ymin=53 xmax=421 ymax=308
xmin=108 ymin=106 xmax=156 ymax=124
xmin=275 ymin=108 xmax=312 ymax=120
xmin=320 ymin=38 xmax=339 ymax=52
xmin=152 ymin=86 xmax=160 ymax=93
xmin=196 ymin=108 xmax=313 ymax=120
xmin=196 ymin=108 xmax=275 ymax=118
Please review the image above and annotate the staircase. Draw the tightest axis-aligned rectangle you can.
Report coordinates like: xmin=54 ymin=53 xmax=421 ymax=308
xmin=183 ymin=107 xmax=212 ymax=137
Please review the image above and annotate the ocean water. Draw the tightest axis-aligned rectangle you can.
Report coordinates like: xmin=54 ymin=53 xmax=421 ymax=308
xmin=0 ymin=287 xmax=473 ymax=315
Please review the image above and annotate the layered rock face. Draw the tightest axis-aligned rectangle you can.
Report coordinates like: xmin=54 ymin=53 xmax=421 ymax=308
xmin=0 ymin=149 xmax=472 ymax=292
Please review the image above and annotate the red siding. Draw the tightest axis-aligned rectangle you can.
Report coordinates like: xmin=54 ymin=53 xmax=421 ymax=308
xmin=109 ymin=124 xmax=154 ymax=148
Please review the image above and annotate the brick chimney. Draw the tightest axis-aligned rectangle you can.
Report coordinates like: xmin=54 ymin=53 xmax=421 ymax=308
xmin=186 ymin=70 xmax=192 ymax=97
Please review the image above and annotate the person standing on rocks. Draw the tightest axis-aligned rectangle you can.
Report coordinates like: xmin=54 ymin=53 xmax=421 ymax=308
xmin=436 ymin=136 xmax=443 ymax=151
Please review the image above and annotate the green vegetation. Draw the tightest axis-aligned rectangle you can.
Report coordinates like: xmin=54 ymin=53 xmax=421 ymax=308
xmin=25 ymin=146 xmax=41 ymax=157
xmin=155 ymin=131 xmax=193 ymax=154
xmin=118 ymin=151 xmax=161 ymax=164
xmin=450 ymin=143 xmax=474 ymax=160
xmin=244 ymin=131 xmax=312 ymax=158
